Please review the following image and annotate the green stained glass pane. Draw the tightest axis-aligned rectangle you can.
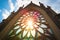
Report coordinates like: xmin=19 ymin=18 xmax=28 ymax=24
xmin=9 ymin=30 xmax=13 ymax=35
xmin=16 ymin=29 xmax=21 ymax=34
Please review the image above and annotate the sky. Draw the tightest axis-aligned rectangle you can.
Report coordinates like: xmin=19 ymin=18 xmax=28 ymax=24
xmin=0 ymin=0 xmax=60 ymax=22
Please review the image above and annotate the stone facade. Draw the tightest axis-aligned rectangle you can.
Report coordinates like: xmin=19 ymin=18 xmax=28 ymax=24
xmin=0 ymin=2 xmax=60 ymax=40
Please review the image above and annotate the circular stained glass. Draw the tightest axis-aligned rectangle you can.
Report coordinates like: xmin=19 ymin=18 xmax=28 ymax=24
xmin=18 ymin=11 xmax=42 ymax=37
xmin=8 ymin=11 xmax=55 ymax=40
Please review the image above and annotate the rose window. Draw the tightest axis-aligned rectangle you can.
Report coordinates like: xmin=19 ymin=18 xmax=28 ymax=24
xmin=8 ymin=11 xmax=54 ymax=40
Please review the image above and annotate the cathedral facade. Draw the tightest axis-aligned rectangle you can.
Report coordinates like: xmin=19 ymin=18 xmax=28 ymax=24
xmin=0 ymin=2 xmax=60 ymax=40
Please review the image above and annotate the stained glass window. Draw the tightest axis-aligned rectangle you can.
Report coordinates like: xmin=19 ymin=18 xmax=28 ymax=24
xmin=7 ymin=11 xmax=56 ymax=40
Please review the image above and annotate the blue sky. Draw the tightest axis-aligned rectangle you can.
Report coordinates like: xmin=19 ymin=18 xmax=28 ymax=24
xmin=0 ymin=0 xmax=60 ymax=22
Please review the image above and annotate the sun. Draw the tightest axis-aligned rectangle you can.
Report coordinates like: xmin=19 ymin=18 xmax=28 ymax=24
xmin=26 ymin=17 xmax=34 ymax=30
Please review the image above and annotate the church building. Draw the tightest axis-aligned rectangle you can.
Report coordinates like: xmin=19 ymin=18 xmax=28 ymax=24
xmin=0 ymin=1 xmax=60 ymax=40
